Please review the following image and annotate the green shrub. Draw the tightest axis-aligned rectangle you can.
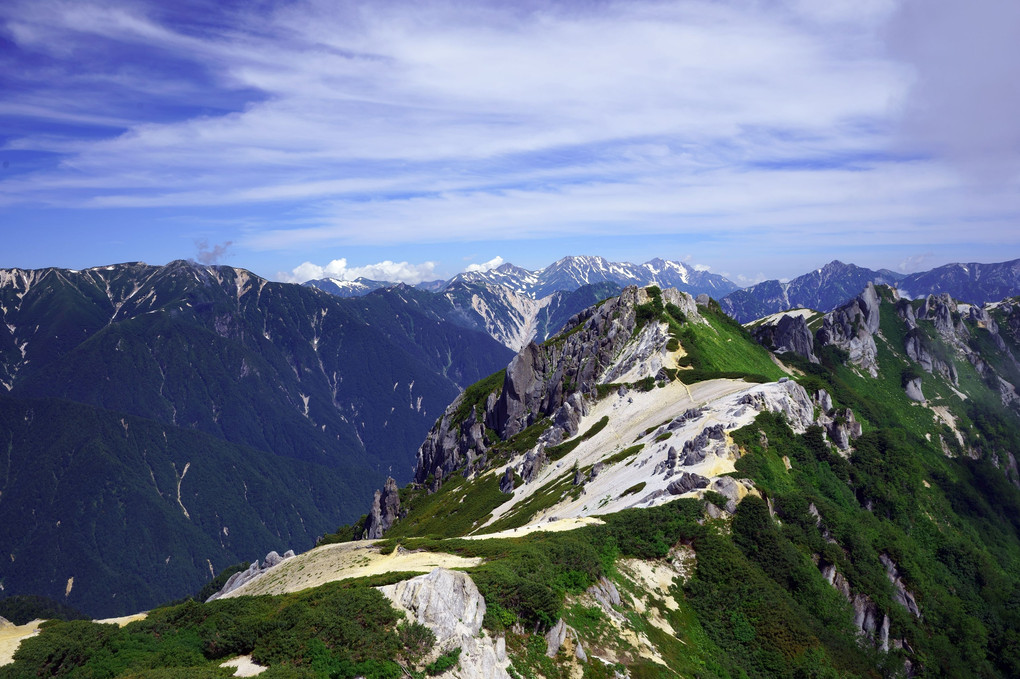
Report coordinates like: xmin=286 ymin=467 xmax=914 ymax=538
xmin=621 ymin=482 xmax=646 ymax=497
xmin=426 ymin=647 xmax=461 ymax=675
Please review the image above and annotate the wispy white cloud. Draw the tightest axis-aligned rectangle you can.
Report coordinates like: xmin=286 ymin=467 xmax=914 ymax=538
xmin=465 ymin=256 xmax=504 ymax=273
xmin=1 ymin=0 xmax=1018 ymax=269
xmin=281 ymin=258 xmax=437 ymax=284
xmin=897 ymin=252 xmax=935 ymax=273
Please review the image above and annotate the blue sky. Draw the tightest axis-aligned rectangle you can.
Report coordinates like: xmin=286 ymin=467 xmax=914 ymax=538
xmin=1 ymin=0 xmax=1018 ymax=286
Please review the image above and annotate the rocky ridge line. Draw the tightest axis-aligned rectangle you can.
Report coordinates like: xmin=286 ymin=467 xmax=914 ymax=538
xmin=415 ymin=286 xmax=702 ymax=485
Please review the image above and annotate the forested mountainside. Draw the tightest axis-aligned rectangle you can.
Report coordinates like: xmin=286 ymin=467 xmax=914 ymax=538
xmin=0 ymin=260 xmax=512 ymax=616
xmin=7 ymin=280 xmax=1020 ymax=677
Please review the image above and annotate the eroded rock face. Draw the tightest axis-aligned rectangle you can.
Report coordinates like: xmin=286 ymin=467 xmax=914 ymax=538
xmin=918 ymin=293 xmax=967 ymax=341
xmin=904 ymin=328 xmax=959 ymax=385
xmin=206 ymin=549 xmax=294 ymax=601
xmin=379 ymin=568 xmax=511 ymax=679
xmin=667 ymin=472 xmax=710 ymax=495
xmin=521 ymin=448 xmax=549 ymax=484
xmin=752 ymin=313 xmax=818 ymax=363
xmin=905 ymin=377 xmax=925 ymax=402
xmin=821 ymin=563 xmax=890 ymax=651
xmin=681 ymin=424 xmax=725 ymax=466
xmin=814 ymin=388 xmax=834 ymax=413
xmin=364 ymin=477 xmax=401 ymax=539
xmin=587 ymin=577 xmax=624 ymax=621
xmin=896 ymin=299 xmax=917 ymax=330
xmin=545 ymin=618 xmax=568 ymax=657
xmin=499 ymin=467 xmax=515 ymax=493
xmin=416 ymin=286 xmax=703 ymax=484
xmin=709 ymin=476 xmax=747 ymax=513
xmin=881 ymin=555 xmax=921 ymax=619
xmin=815 ymin=283 xmax=881 ymax=377
xmin=668 ymin=407 xmax=704 ymax=430
xmin=823 ymin=408 xmax=863 ymax=451
xmin=738 ymin=380 xmax=816 ymax=432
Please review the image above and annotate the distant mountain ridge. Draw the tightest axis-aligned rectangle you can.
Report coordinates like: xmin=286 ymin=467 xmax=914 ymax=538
xmin=720 ymin=261 xmax=902 ymax=323
xmin=306 ymin=255 xmax=736 ymax=349
xmin=307 ymin=255 xmax=1020 ymax=330
xmin=307 ymin=276 xmax=392 ymax=298
xmin=721 ymin=258 xmax=1020 ymax=323
xmin=305 ymin=255 xmax=740 ymax=301
xmin=897 ymin=258 xmax=1020 ymax=304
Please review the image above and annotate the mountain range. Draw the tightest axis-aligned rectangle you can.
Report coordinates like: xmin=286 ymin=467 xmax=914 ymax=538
xmin=4 ymin=275 xmax=1020 ymax=678
xmin=306 ymin=255 xmax=1020 ymax=334
xmin=306 ymin=255 xmax=739 ymax=301
xmin=0 ymin=260 xmax=512 ymax=616
xmin=720 ymin=258 xmax=1020 ymax=323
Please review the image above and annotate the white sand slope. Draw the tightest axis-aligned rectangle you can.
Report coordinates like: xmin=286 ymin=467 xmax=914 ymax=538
xmin=220 ymin=540 xmax=483 ymax=598
xmin=220 ymin=655 xmax=268 ymax=676
xmin=476 ymin=377 xmax=787 ymax=532
xmin=93 ymin=612 xmax=149 ymax=627
xmin=0 ymin=619 xmax=43 ymax=666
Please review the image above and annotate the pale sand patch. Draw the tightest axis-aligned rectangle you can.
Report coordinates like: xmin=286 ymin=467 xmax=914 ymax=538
xmin=572 ymin=588 xmax=669 ymax=667
xmin=221 ymin=541 xmax=483 ymax=598
xmin=93 ymin=612 xmax=148 ymax=627
xmin=930 ymin=405 xmax=965 ymax=446
xmin=0 ymin=619 xmax=43 ymax=666
xmin=462 ymin=516 xmax=603 ymax=540
xmin=221 ymin=654 xmax=268 ymax=677
xmin=617 ymin=559 xmax=681 ymax=612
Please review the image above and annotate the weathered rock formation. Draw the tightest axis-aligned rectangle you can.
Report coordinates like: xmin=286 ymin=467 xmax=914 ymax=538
xmin=667 ymin=472 xmax=710 ymax=495
xmin=904 ymin=377 xmax=926 ymax=402
xmin=821 ymin=407 xmax=863 ymax=450
xmin=521 ymin=448 xmax=549 ymax=484
xmin=918 ymin=293 xmax=967 ymax=341
xmin=499 ymin=467 xmax=515 ymax=493
xmin=364 ymin=477 xmax=401 ymax=539
xmin=206 ymin=549 xmax=295 ymax=601
xmin=820 ymin=563 xmax=890 ymax=651
xmin=587 ymin=576 xmax=625 ymax=621
xmin=752 ymin=313 xmax=818 ymax=363
xmin=709 ymin=476 xmax=750 ymax=513
xmin=815 ymin=283 xmax=881 ymax=377
xmin=545 ymin=618 xmax=569 ymax=657
xmin=736 ymin=379 xmax=816 ymax=432
xmin=881 ymin=555 xmax=921 ymax=619
xmin=379 ymin=568 xmax=512 ymax=679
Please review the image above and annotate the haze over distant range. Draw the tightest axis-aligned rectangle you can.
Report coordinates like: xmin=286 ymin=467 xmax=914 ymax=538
xmin=1 ymin=0 xmax=1018 ymax=284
